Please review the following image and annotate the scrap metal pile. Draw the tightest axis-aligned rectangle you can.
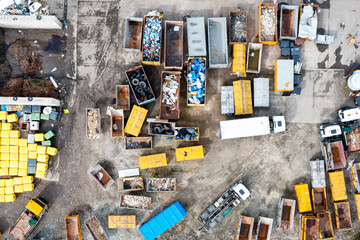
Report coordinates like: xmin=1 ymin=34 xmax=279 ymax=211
xmin=123 ymin=178 xmax=144 ymax=190
xmin=121 ymin=195 xmax=149 ymax=209
xmin=260 ymin=6 xmax=276 ymax=37
xmin=142 ymin=14 xmax=162 ymax=62
xmin=149 ymin=122 xmax=174 ymax=135
xmin=175 ymin=128 xmax=199 ymax=141
xmin=230 ymin=13 xmax=246 ymax=43
xmin=148 ymin=178 xmax=175 ymax=191
xmin=162 ymin=74 xmax=179 ymax=112
xmin=188 ymin=58 xmax=206 ymax=105
xmin=127 ymin=67 xmax=154 ymax=103
xmin=0 ymin=0 xmax=49 ymax=15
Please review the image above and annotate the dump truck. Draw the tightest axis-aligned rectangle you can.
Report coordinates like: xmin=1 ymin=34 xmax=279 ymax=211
xmin=310 ymin=159 xmax=326 ymax=188
xmin=84 ymin=216 xmax=108 ymax=240
xmin=124 ymin=105 xmax=148 ymax=137
xmin=90 ymin=164 xmax=115 ymax=189
xmin=65 ymin=215 xmax=83 ymax=240
xmin=174 ymin=127 xmax=199 ymax=141
xmin=115 ymin=85 xmax=130 ymax=110
xmin=255 ymin=216 xmax=273 ymax=240
xmin=351 ymin=163 xmax=360 ymax=193
xmin=221 ymin=86 xmax=235 ymax=114
xmin=300 ymin=215 xmax=319 ymax=240
xmin=312 ymin=187 xmax=328 ymax=213
xmin=139 ymin=201 xmax=186 ymax=240
xmin=319 ymin=123 xmax=346 ymax=171
xmin=176 ymin=145 xmax=204 ymax=161
xmin=125 ymin=65 xmax=155 ymax=105
xmin=117 ymin=176 xmax=144 ymax=192
xmin=142 ymin=14 xmax=163 ymax=65
xmin=233 ymin=80 xmax=252 ymax=115
xmin=334 ymin=201 xmax=352 ymax=231
xmin=275 ymin=59 xmax=294 ymax=92
xmin=187 ymin=17 xmax=207 ymax=57
xmin=187 ymin=57 xmax=206 ymax=106
xmin=124 ymin=17 xmax=143 ymax=52
xmin=355 ymin=193 xmax=360 ymax=221
xmin=277 ymin=198 xmax=295 ymax=230
xmin=259 ymin=3 xmax=278 ymax=45
xmin=108 ymin=215 xmax=136 ymax=229
xmin=9 ymin=198 xmax=48 ymax=240
xmin=107 ymin=107 xmax=124 ymax=138
xmin=294 ymin=183 xmax=312 ymax=213
xmin=146 ymin=178 xmax=176 ymax=192
xmin=125 ymin=137 xmax=152 ymax=150
xmin=86 ymin=108 xmax=100 ymax=139
xmin=279 ymin=5 xmax=299 ymax=40
xmin=198 ymin=180 xmax=251 ymax=230
xmin=329 ymin=170 xmax=347 ymax=202
xmin=208 ymin=17 xmax=228 ymax=68
xmin=229 ymin=10 xmax=247 ymax=44
xmin=164 ymin=21 xmax=183 ymax=70
xmin=235 ymin=215 xmax=254 ymax=240
xmin=316 ymin=211 xmax=335 ymax=239
xmin=120 ymin=195 xmax=151 ymax=210
xmin=219 ymin=116 xmax=286 ymax=140
xmin=232 ymin=44 xmax=246 ymax=77
xmin=246 ymin=43 xmax=262 ymax=73
xmin=139 ymin=153 xmax=167 ymax=169
xmin=254 ymin=78 xmax=269 ymax=108
xmin=159 ymin=71 xmax=181 ymax=120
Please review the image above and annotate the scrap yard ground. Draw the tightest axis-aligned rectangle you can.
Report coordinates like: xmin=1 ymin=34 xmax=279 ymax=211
xmin=0 ymin=0 xmax=360 ymax=239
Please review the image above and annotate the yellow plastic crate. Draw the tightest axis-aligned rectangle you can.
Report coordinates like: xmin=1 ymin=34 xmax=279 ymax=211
xmin=9 ymin=168 xmax=18 ymax=176
xmin=0 ymin=194 xmax=5 ymax=202
xmin=35 ymin=170 xmax=46 ymax=178
xmin=0 ymin=187 xmax=4 ymax=195
xmin=9 ymin=146 xmax=18 ymax=153
xmin=46 ymin=147 xmax=57 ymax=156
xmin=1 ymin=137 xmax=10 ymax=146
xmin=0 ymin=179 xmax=5 ymax=187
xmin=10 ymin=161 xmax=19 ymax=168
xmin=5 ymin=186 xmax=14 ymax=194
xmin=0 ymin=168 xmax=9 ymax=176
xmin=7 ymin=114 xmax=18 ymax=123
xmin=28 ymin=143 xmax=37 ymax=151
xmin=1 ymin=130 xmax=10 ymax=138
xmin=37 ymin=145 xmax=46 ymax=154
xmin=1 ymin=161 xmax=9 ymax=168
xmin=294 ymin=183 xmax=312 ymax=213
xmin=10 ymin=153 xmax=19 ymax=161
xmin=37 ymin=154 xmax=49 ymax=162
xmin=5 ymin=193 xmax=16 ymax=202
xmin=233 ymin=80 xmax=253 ymax=115
xmin=176 ymin=145 xmax=205 ymax=161
xmin=10 ymin=138 xmax=18 ymax=146
xmin=108 ymin=215 xmax=136 ymax=228
xmin=2 ymin=122 xmax=12 ymax=130
xmin=139 ymin=153 xmax=167 ymax=169
xmin=18 ymin=139 xmax=27 ymax=147
xmin=13 ymin=177 xmax=23 ymax=185
xmin=0 ymin=111 xmax=8 ymax=121
xmin=18 ymin=168 xmax=27 ymax=177
xmin=22 ymin=176 xmax=33 ymax=184
xmin=19 ymin=161 xmax=28 ymax=169
xmin=329 ymin=171 xmax=347 ymax=201
xmin=14 ymin=185 xmax=24 ymax=193
xmin=9 ymin=130 xmax=20 ymax=138
xmin=28 ymin=152 xmax=37 ymax=159
xmin=19 ymin=146 xmax=27 ymax=154
xmin=124 ymin=105 xmax=148 ymax=137
xmin=34 ymin=133 xmax=45 ymax=142
xmin=19 ymin=154 xmax=28 ymax=162
xmin=1 ymin=153 xmax=9 ymax=161
xmin=0 ymin=145 xmax=10 ymax=153
xmin=37 ymin=162 xmax=48 ymax=171
xmin=23 ymin=183 xmax=34 ymax=191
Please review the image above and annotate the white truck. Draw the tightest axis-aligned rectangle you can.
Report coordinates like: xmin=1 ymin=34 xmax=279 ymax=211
xmin=338 ymin=107 xmax=360 ymax=125
xmin=219 ymin=116 xmax=286 ymax=140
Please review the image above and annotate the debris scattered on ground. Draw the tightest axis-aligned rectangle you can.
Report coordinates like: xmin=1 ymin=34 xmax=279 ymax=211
xmin=162 ymin=74 xmax=179 ymax=112
xmin=230 ymin=13 xmax=246 ymax=43
xmin=0 ymin=78 xmax=59 ymax=97
xmin=87 ymin=109 xmax=100 ymax=139
xmin=188 ymin=58 xmax=205 ymax=105
xmin=142 ymin=12 xmax=162 ymax=62
xmin=121 ymin=195 xmax=150 ymax=209
xmin=7 ymin=39 xmax=42 ymax=76
xmin=175 ymin=127 xmax=199 ymax=141
xmin=148 ymin=178 xmax=175 ymax=191
xmin=260 ymin=6 xmax=276 ymax=37
xmin=1 ymin=0 xmax=49 ymax=15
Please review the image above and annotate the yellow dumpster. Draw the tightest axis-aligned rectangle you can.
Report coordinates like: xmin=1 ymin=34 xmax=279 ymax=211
xmin=294 ymin=183 xmax=312 ymax=213
xmin=232 ymin=44 xmax=246 ymax=77
xmin=124 ymin=105 xmax=148 ymax=137
xmin=329 ymin=171 xmax=347 ymax=201
xmin=233 ymin=80 xmax=253 ymax=115
xmin=139 ymin=153 xmax=167 ymax=169
xmin=355 ymin=194 xmax=360 ymax=221
xmin=176 ymin=145 xmax=204 ymax=161
xmin=108 ymin=215 xmax=136 ymax=228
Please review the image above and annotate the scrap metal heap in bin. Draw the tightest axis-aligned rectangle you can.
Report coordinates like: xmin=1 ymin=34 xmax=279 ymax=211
xmin=142 ymin=12 xmax=162 ymax=63
xmin=1 ymin=0 xmax=50 ymax=15
xmin=188 ymin=58 xmax=206 ymax=105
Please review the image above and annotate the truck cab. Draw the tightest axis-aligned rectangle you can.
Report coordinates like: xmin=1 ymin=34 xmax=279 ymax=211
xmin=9 ymin=198 xmax=47 ymax=240
xmin=319 ymin=123 xmax=342 ymax=142
xmin=338 ymin=107 xmax=360 ymax=125
xmin=233 ymin=182 xmax=251 ymax=201
xmin=270 ymin=116 xmax=286 ymax=133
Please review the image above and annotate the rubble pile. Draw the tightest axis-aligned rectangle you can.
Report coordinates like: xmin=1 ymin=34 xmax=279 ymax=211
xmin=230 ymin=13 xmax=246 ymax=43
xmin=142 ymin=15 xmax=161 ymax=62
xmin=121 ymin=195 xmax=149 ymax=209
xmin=260 ymin=6 xmax=276 ymax=37
xmin=148 ymin=178 xmax=175 ymax=191
xmin=162 ymin=74 xmax=179 ymax=112
xmin=188 ymin=58 xmax=205 ymax=105
xmin=1 ymin=0 xmax=49 ymax=15
xmin=123 ymin=178 xmax=144 ymax=190
xmin=0 ymin=78 xmax=58 ymax=98
xmin=175 ymin=127 xmax=199 ymax=141
xmin=87 ymin=109 xmax=100 ymax=139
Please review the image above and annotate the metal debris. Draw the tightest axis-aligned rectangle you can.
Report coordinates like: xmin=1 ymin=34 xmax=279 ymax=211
xmin=175 ymin=127 xmax=199 ymax=141
xmin=149 ymin=122 xmax=175 ymax=135
xmin=87 ymin=109 xmax=100 ymax=139
xmin=123 ymin=178 xmax=144 ymax=190
xmin=125 ymin=137 xmax=152 ymax=149
xmin=188 ymin=58 xmax=205 ymax=105
xmin=147 ymin=178 xmax=175 ymax=192
xmin=1 ymin=0 xmax=50 ymax=15
xmin=142 ymin=12 xmax=162 ymax=62
xmin=260 ymin=6 xmax=276 ymax=37
xmin=162 ymin=74 xmax=179 ymax=111
xmin=126 ymin=67 xmax=154 ymax=103
xmin=230 ymin=13 xmax=246 ymax=43
xmin=121 ymin=195 xmax=150 ymax=209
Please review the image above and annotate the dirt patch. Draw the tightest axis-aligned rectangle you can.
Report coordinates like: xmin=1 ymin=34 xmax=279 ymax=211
xmin=0 ymin=78 xmax=59 ymax=98
xmin=7 ymin=39 xmax=42 ymax=76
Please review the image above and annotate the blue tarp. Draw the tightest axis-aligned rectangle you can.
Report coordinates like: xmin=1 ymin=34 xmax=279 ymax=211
xmin=139 ymin=201 xmax=187 ymax=240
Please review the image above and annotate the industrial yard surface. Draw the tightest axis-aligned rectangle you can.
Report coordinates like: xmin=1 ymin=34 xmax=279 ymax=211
xmin=0 ymin=0 xmax=360 ymax=239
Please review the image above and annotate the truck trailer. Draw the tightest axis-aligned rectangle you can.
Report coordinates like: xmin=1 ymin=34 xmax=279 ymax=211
xmin=219 ymin=116 xmax=285 ymax=140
